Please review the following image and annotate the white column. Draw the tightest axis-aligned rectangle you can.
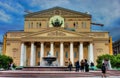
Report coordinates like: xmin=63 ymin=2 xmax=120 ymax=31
xmin=20 ymin=43 xmax=24 ymax=66
xmin=24 ymin=45 xmax=26 ymax=66
xmin=40 ymin=42 xmax=44 ymax=63
xmin=30 ymin=42 xmax=35 ymax=66
xmin=34 ymin=46 xmax=36 ymax=66
xmin=70 ymin=42 xmax=74 ymax=66
xmin=60 ymin=42 xmax=64 ymax=66
xmin=50 ymin=42 xmax=54 ymax=56
xmin=88 ymin=43 xmax=94 ymax=63
xmin=79 ymin=42 xmax=83 ymax=62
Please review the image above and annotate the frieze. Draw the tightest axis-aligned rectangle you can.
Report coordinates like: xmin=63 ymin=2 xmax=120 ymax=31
xmin=67 ymin=19 xmax=90 ymax=21
xmin=22 ymin=37 xmax=93 ymax=42
xmin=25 ymin=18 xmax=47 ymax=21
xmin=88 ymin=33 xmax=106 ymax=38
xmin=10 ymin=33 xmax=22 ymax=37
xmin=94 ymin=33 xmax=105 ymax=37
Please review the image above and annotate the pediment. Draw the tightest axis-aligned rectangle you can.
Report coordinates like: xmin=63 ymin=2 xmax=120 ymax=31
xmin=22 ymin=28 xmax=89 ymax=38
xmin=25 ymin=7 xmax=91 ymax=18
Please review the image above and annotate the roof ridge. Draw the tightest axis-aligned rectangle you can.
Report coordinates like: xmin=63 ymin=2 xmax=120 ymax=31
xmin=25 ymin=6 xmax=91 ymax=17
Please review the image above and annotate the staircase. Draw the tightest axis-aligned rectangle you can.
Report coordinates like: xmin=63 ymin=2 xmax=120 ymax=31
xmin=0 ymin=70 xmax=120 ymax=78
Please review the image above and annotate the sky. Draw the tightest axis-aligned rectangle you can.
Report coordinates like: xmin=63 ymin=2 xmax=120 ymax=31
xmin=0 ymin=0 xmax=120 ymax=42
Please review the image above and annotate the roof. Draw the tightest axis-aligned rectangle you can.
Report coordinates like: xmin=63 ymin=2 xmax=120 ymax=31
xmin=25 ymin=6 xmax=91 ymax=17
xmin=7 ymin=30 xmax=24 ymax=32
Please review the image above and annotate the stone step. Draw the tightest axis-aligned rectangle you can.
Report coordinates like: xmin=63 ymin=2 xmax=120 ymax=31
xmin=0 ymin=70 xmax=120 ymax=77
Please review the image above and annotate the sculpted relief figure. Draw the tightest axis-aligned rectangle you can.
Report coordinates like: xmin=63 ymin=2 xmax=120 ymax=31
xmin=51 ymin=18 xmax=63 ymax=27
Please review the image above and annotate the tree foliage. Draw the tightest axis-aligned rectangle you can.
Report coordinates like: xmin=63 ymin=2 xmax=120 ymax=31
xmin=96 ymin=54 xmax=120 ymax=68
xmin=0 ymin=54 xmax=13 ymax=69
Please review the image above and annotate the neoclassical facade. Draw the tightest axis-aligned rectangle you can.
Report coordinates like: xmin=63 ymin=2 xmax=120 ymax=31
xmin=3 ymin=7 xmax=113 ymax=66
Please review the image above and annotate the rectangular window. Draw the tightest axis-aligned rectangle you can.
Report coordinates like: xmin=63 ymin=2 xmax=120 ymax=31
xmin=36 ymin=22 xmax=38 ymax=28
xmin=82 ymin=22 xmax=86 ymax=28
xmin=56 ymin=51 xmax=58 ymax=57
xmin=28 ymin=21 xmax=30 ymax=28
xmin=74 ymin=52 xmax=76 ymax=58
xmin=65 ymin=51 xmax=68 ymax=58
xmin=31 ymin=22 xmax=33 ymax=28
xmin=39 ymin=22 xmax=41 ymax=27
xmin=38 ymin=51 xmax=40 ymax=58
xmin=47 ymin=51 xmax=49 ymax=56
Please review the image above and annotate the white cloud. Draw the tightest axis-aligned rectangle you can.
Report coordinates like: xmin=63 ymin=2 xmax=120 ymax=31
xmin=0 ymin=10 xmax=11 ymax=22
xmin=0 ymin=1 xmax=24 ymax=14
xmin=27 ymin=0 xmax=71 ymax=9
xmin=0 ymin=1 xmax=24 ymax=23
xmin=27 ymin=0 xmax=120 ymax=25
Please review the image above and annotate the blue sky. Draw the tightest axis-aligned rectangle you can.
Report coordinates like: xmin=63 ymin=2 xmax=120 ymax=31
xmin=0 ymin=0 xmax=120 ymax=42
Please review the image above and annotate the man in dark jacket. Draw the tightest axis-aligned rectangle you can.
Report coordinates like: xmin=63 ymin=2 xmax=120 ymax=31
xmin=84 ymin=59 xmax=89 ymax=72
xmin=101 ymin=63 xmax=106 ymax=77
xmin=75 ymin=60 xmax=80 ymax=72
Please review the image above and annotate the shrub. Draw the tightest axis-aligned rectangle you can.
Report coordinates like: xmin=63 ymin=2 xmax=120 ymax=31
xmin=96 ymin=54 xmax=115 ymax=68
xmin=0 ymin=54 xmax=13 ymax=69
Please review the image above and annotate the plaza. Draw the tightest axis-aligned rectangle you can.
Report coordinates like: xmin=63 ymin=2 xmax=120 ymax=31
xmin=0 ymin=70 xmax=120 ymax=78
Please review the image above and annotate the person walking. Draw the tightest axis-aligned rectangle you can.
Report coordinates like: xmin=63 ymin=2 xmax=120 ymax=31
xmin=84 ymin=59 xmax=89 ymax=72
xmin=75 ymin=60 xmax=80 ymax=72
xmin=101 ymin=63 xmax=106 ymax=78
xmin=68 ymin=58 xmax=72 ymax=71
xmin=90 ymin=62 xmax=94 ymax=70
xmin=80 ymin=60 xmax=84 ymax=72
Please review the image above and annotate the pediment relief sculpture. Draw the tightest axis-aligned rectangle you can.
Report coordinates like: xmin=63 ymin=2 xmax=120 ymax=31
xmin=47 ymin=31 xmax=66 ymax=36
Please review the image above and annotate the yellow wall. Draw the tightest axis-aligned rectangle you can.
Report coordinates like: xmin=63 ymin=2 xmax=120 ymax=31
xmin=2 ymin=35 xmax=6 ymax=54
xmin=109 ymin=37 xmax=113 ymax=55
xmin=24 ymin=17 xmax=91 ymax=32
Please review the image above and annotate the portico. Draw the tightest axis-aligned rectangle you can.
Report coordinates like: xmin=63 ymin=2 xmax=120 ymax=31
xmin=20 ymin=40 xmax=94 ymax=66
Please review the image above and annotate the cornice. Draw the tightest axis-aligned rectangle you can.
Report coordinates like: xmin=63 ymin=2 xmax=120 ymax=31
xmin=25 ymin=7 xmax=91 ymax=18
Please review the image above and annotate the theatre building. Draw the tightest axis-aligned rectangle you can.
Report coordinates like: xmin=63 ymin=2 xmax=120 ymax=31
xmin=3 ymin=7 xmax=113 ymax=66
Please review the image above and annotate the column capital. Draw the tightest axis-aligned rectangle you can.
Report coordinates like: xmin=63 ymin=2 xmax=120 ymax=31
xmin=40 ymin=42 xmax=44 ymax=44
xmin=89 ymin=41 xmax=93 ymax=44
xmin=21 ymin=41 xmax=25 ymax=44
xmin=79 ymin=42 xmax=84 ymax=43
xmin=50 ymin=41 xmax=54 ymax=43
xmin=70 ymin=42 xmax=73 ymax=43
xmin=31 ymin=41 xmax=34 ymax=43
xmin=60 ymin=42 xmax=64 ymax=44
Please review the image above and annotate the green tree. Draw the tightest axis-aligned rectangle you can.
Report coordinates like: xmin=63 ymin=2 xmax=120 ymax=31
xmin=0 ymin=54 xmax=13 ymax=69
xmin=114 ymin=54 xmax=120 ymax=68
xmin=96 ymin=54 xmax=114 ymax=68
xmin=96 ymin=54 xmax=120 ymax=68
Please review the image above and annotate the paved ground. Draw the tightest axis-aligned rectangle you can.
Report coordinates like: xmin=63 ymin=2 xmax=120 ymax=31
xmin=0 ymin=70 xmax=120 ymax=78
